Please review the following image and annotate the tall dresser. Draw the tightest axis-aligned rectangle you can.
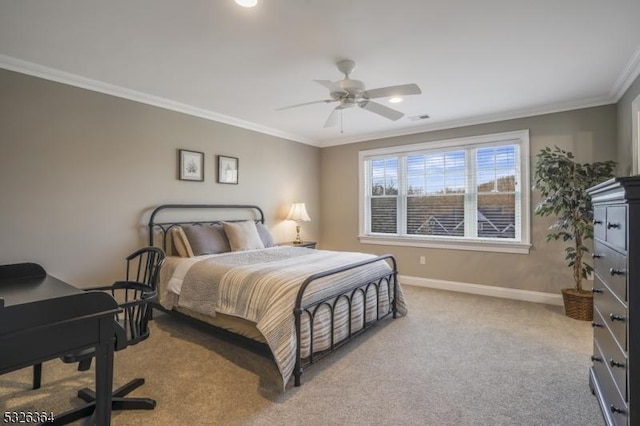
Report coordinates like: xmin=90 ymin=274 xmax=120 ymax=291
xmin=588 ymin=177 xmax=640 ymax=426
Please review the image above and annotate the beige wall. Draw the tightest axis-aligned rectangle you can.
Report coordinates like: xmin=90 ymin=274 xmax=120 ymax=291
xmin=320 ymin=105 xmax=617 ymax=294
xmin=0 ymin=69 xmax=320 ymax=286
xmin=616 ymin=73 xmax=640 ymax=175
xmin=0 ymin=66 xmax=624 ymax=296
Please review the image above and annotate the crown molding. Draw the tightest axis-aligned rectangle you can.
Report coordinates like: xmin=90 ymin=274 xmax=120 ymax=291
xmin=2 ymin=49 xmax=638 ymax=149
xmin=318 ymin=95 xmax=614 ymax=147
xmin=0 ymin=54 xmax=317 ymax=147
xmin=611 ymin=44 xmax=640 ymax=101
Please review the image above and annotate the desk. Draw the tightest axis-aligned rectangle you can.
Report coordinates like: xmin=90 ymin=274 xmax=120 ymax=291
xmin=0 ymin=263 xmax=120 ymax=425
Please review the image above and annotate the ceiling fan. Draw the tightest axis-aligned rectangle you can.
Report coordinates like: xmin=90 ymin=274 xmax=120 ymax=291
xmin=276 ymin=59 xmax=422 ymax=128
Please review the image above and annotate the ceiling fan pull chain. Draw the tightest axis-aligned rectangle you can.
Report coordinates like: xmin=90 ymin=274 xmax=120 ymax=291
xmin=340 ymin=109 xmax=344 ymax=133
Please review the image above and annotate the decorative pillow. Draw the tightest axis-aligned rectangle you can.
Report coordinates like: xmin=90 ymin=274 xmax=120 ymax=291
xmin=255 ymin=223 xmax=276 ymax=248
xmin=222 ymin=221 xmax=265 ymax=251
xmin=181 ymin=224 xmax=231 ymax=255
xmin=170 ymin=226 xmax=194 ymax=258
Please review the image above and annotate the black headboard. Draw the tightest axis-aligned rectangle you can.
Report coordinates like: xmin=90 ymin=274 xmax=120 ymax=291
xmin=147 ymin=204 xmax=265 ymax=252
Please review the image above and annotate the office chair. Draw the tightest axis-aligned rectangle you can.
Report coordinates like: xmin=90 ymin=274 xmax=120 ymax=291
xmin=32 ymin=247 xmax=165 ymax=423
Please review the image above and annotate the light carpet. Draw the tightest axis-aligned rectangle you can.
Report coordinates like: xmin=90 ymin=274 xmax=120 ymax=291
xmin=0 ymin=285 xmax=602 ymax=425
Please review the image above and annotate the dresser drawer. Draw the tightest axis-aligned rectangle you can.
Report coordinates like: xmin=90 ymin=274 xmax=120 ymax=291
xmin=593 ymin=306 xmax=628 ymax=400
xmin=593 ymin=275 xmax=628 ymax=350
xmin=593 ymin=240 xmax=628 ymax=301
xmin=592 ymin=338 xmax=628 ymax=425
xmin=594 ymin=206 xmax=606 ymax=242
xmin=605 ymin=205 xmax=627 ymax=252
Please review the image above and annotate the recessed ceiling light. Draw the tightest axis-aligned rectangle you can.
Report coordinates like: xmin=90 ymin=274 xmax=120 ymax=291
xmin=389 ymin=97 xmax=403 ymax=103
xmin=235 ymin=0 xmax=258 ymax=7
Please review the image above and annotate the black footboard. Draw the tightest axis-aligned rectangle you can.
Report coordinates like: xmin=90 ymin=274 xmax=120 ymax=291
xmin=293 ymin=254 xmax=398 ymax=386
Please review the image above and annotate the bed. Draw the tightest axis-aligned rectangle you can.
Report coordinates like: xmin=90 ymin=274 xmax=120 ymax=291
xmin=148 ymin=204 xmax=407 ymax=386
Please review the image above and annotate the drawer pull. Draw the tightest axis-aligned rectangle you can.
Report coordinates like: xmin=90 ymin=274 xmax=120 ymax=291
xmin=610 ymin=405 xmax=626 ymax=415
xmin=609 ymin=268 xmax=626 ymax=276
xmin=610 ymin=313 xmax=626 ymax=322
xmin=607 ymin=222 xmax=620 ymax=229
xmin=591 ymin=322 xmax=603 ymax=328
xmin=594 ymin=220 xmax=603 ymax=225
xmin=591 ymin=288 xmax=603 ymax=294
xmin=591 ymin=355 xmax=603 ymax=363
xmin=591 ymin=253 xmax=602 ymax=259
xmin=610 ymin=359 xmax=626 ymax=369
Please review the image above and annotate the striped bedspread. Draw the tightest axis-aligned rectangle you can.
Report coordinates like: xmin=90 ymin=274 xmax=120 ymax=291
xmin=161 ymin=247 xmax=407 ymax=384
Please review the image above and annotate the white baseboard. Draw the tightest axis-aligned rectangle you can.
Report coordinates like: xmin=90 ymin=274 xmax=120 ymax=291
xmin=399 ymin=275 xmax=564 ymax=306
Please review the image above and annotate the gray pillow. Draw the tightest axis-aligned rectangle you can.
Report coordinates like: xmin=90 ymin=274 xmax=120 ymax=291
xmin=256 ymin=223 xmax=276 ymax=248
xmin=181 ymin=224 xmax=231 ymax=255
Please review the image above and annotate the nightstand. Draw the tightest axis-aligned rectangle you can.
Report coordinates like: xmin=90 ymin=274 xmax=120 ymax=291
xmin=279 ymin=241 xmax=317 ymax=249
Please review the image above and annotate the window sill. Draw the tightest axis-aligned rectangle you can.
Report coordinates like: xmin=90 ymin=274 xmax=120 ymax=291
xmin=358 ymin=235 xmax=531 ymax=254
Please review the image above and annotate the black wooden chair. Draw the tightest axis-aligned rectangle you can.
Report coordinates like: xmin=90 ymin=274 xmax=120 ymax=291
xmin=32 ymin=247 xmax=165 ymax=424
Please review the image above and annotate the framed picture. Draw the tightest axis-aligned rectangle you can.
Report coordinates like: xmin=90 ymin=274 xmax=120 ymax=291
xmin=217 ymin=155 xmax=239 ymax=184
xmin=178 ymin=149 xmax=204 ymax=181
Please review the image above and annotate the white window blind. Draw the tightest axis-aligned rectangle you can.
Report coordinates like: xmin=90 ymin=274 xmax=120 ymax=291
xmin=359 ymin=130 xmax=530 ymax=254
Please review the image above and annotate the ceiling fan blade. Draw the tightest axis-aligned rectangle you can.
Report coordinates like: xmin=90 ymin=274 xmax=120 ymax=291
xmin=363 ymin=83 xmax=422 ymax=99
xmin=314 ymin=79 xmax=346 ymax=94
xmin=275 ymin=99 xmax=334 ymax=111
xmin=359 ymin=100 xmax=404 ymax=121
xmin=324 ymin=107 xmax=341 ymax=128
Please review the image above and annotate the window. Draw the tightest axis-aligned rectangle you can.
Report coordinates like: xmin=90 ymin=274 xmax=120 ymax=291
xmin=359 ymin=130 xmax=530 ymax=254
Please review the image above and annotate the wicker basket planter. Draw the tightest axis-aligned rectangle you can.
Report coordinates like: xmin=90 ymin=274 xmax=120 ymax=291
xmin=561 ymin=288 xmax=593 ymax=321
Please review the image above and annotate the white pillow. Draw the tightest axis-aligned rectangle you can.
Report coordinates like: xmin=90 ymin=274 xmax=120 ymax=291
xmin=222 ymin=221 xmax=265 ymax=251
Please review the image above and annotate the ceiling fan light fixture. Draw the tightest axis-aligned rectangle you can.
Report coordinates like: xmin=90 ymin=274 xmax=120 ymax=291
xmin=235 ymin=0 xmax=259 ymax=8
xmin=276 ymin=60 xmax=422 ymax=128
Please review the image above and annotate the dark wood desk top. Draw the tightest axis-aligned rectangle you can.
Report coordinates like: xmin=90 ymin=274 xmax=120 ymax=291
xmin=0 ymin=263 xmax=79 ymax=303
xmin=0 ymin=274 xmax=80 ymax=307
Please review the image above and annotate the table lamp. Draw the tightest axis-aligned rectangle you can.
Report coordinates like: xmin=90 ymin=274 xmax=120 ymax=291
xmin=286 ymin=202 xmax=311 ymax=244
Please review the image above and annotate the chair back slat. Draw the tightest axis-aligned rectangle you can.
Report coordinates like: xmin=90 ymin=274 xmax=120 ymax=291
xmin=124 ymin=247 xmax=164 ymax=292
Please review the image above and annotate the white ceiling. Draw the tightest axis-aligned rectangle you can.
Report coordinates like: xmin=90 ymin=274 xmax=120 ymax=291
xmin=1 ymin=0 xmax=640 ymax=147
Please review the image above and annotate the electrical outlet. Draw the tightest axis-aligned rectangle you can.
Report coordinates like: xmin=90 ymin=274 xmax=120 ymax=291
xmin=419 ymin=256 xmax=426 ymax=265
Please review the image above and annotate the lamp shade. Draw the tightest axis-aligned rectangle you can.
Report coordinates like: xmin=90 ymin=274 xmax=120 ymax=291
xmin=286 ymin=202 xmax=311 ymax=222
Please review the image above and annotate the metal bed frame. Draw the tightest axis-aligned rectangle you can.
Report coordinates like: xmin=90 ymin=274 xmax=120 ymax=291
xmin=148 ymin=204 xmax=399 ymax=386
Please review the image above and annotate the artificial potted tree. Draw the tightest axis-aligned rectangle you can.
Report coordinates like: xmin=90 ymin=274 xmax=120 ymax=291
xmin=534 ymin=146 xmax=616 ymax=321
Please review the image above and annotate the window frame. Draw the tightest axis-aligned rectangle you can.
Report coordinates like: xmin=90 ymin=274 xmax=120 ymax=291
xmin=358 ymin=129 xmax=531 ymax=254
